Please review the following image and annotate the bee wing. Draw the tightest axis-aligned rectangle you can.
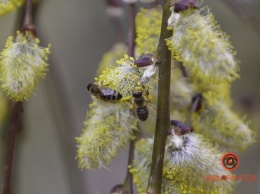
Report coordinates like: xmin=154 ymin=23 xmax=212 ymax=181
xmin=99 ymin=86 xmax=116 ymax=96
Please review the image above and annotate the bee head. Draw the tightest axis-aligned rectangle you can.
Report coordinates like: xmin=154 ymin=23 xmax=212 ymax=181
xmin=132 ymin=91 xmax=143 ymax=98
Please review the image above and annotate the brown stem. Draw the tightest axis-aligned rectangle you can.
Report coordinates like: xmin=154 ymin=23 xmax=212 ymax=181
xmin=147 ymin=0 xmax=172 ymax=193
xmin=122 ymin=3 xmax=137 ymax=194
xmin=127 ymin=3 xmax=136 ymax=57
xmin=123 ymin=139 xmax=135 ymax=194
xmin=177 ymin=61 xmax=188 ymax=77
xmin=0 ymin=102 xmax=23 ymax=194
xmin=20 ymin=0 xmax=37 ymax=36
xmin=23 ymin=0 xmax=33 ymax=25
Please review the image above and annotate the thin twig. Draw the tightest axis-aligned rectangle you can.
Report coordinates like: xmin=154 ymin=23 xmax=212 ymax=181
xmin=23 ymin=0 xmax=33 ymax=25
xmin=127 ymin=3 xmax=136 ymax=57
xmin=223 ymin=0 xmax=260 ymax=31
xmin=123 ymin=2 xmax=137 ymax=194
xmin=123 ymin=139 xmax=135 ymax=194
xmin=0 ymin=102 xmax=23 ymax=194
xmin=147 ymin=0 xmax=172 ymax=193
xmin=177 ymin=61 xmax=187 ymax=78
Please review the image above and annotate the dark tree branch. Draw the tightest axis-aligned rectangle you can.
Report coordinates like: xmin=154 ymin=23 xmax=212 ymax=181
xmin=127 ymin=3 xmax=136 ymax=57
xmin=0 ymin=102 xmax=23 ymax=194
xmin=147 ymin=0 xmax=172 ymax=193
xmin=122 ymin=2 xmax=137 ymax=194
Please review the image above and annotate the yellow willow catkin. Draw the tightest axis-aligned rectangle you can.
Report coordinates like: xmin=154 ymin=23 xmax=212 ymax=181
xmin=76 ymin=99 xmax=137 ymax=169
xmin=192 ymin=94 xmax=255 ymax=151
xmin=76 ymin=55 xmax=149 ymax=169
xmin=167 ymin=7 xmax=239 ymax=83
xmin=0 ymin=31 xmax=51 ymax=101
xmin=135 ymin=7 xmax=162 ymax=55
xmin=0 ymin=0 xmax=24 ymax=15
xmin=131 ymin=135 xmax=235 ymax=194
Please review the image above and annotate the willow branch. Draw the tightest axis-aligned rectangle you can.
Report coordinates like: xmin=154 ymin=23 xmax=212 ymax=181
xmin=127 ymin=3 xmax=136 ymax=57
xmin=0 ymin=102 xmax=23 ymax=194
xmin=123 ymin=2 xmax=136 ymax=194
xmin=147 ymin=0 xmax=172 ymax=193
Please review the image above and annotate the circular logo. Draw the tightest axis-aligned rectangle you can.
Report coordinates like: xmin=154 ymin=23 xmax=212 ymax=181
xmin=221 ymin=152 xmax=240 ymax=171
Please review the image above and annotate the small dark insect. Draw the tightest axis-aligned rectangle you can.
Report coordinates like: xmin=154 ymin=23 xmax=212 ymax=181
xmin=170 ymin=120 xmax=191 ymax=135
xmin=133 ymin=53 xmax=158 ymax=67
xmin=173 ymin=0 xmax=199 ymax=13
xmin=110 ymin=184 xmax=124 ymax=194
xmin=87 ymin=82 xmax=122 ymax=101
xmin=132 ymin=91 xmax=149 ymax=121
xmin=191 ymin=93 xmax=203 ymax=113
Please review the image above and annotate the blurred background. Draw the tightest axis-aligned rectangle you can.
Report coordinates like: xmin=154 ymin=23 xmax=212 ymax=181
xmin=0 ymin=0 xmax=260 ymax=193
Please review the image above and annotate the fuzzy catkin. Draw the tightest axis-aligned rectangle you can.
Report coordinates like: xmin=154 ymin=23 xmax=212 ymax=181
xmin=136 ymin=8 xmax=162 ymax=55
xmin=167 ymin=7 xmax=239 ymax=83
xmin=192 ymin=97 xmax=255 ymax=151
xmin=76 ymin=100 xmax=137 ymax=169
xmin=131 ymin=135 xmax=235 ymax=194
xmin=77 ymin=55 xmax=148 ymax=169
xmin=0 ymin=31 xmax=51 ymax=101
xmin=0 ymin=0 xmax=24 ymax=15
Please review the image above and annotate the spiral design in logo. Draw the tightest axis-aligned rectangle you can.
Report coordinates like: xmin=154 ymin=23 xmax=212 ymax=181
xmin=221 ymin=152 xmax=240 ymax=171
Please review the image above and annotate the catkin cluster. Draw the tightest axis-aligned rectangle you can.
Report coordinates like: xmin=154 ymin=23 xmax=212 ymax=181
xmin=77 ymin=3 xmax=255 ymax=194
xmin=167 ymin=8 xmax=239 ymax=83
xmin=76 ymin=55 xmax=152 ymax=169
xmin=131 ymin=134 xmax=234 ymax=194
xmin=0 ymin=31 xmax=51 ymax=101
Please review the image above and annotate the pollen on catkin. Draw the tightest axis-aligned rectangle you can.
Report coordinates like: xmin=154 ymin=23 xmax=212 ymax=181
xmin=0 ymin=31 xmax=51 ymax=101
xmin=0 ymin=0 xmax=25 ymax=15
xmin=164 ymin=133 xmax=235 ymax=194
xmin=77 ymin=55 xmax=148 ymax=169
xmin=95 ymin=55 xmax=146 ymax=102
xmin=76 ymin=99 xmax=137 ymax=169
xmin=136 ymin=7 xmax=162 ymax=55
xmin=192 ymin=96 xmax=255 ymax=151
xmin=131 ymin=134 xmax=235 ymax=194
xmin=167 ymin=7 xmax=239 ymax=83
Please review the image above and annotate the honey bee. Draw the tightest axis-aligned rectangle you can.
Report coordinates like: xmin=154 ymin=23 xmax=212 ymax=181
xmin=87 ymin=82 xmax=122 ymax=101
xmin=131 ymin=91 xmax=149 ymax=121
